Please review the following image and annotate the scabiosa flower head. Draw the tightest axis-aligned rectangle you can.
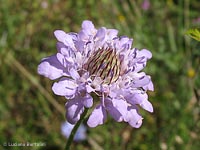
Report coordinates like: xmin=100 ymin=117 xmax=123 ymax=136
xmin=38 ymin=20 xmax=154 ymax=128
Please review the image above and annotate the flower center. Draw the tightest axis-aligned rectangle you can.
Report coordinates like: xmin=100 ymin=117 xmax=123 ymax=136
xmin=84 ymin=48 xmax=121 ymax=84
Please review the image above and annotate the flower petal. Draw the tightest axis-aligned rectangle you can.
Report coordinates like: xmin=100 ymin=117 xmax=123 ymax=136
xmin=140 ymin=99 xmax=153 ymax=113
xmin=143 ymin=79 xmax=154 ymax=91
xmin=65 ymin=99 xmax=84 ymax=124
xmin=56 ymin=53 xmax=69 ymax=67
xmin=87 ymin=105 xmax=107 ymax=128
xmin=69 ymin=68 xmax=80 ymax=80
xmin=126 ymin=91 xmax=148 ymax=105
xmin=131 ymin=75 xmax=151 ymax=88
xmin=82 ymin=93 xmax=93 ymax=108
xmin=132 ymin=49 xmax=152 ymax=72
xmin=81 ymin=20 xmax=96 ymax=35
xmin=138 ymin=49 xmax=152 ymax=59
xmin=105 ymin=98 xmax=127 ymax=122
xmin=106 ymin=29 xmax=118 ymax=40
xmin=54 ymin=30 xmax=75 ymax=48
xmin=94 ymin=27 xmax=106 ymax=41
xmin=125 ymin=106 xmax=143 ymax=128
xmin=52 ymin=78 xmax=78 ymax=98
xmin=56 ymin=42 xmax=75 ymax=57
xmin=86 ymin=85 xmax=95 ymax=93
xmin=78 ymin=30 xmax=88 ymax=42
xmin=115 ymin=36 xmax=133 ymax=52
xmin=38 ymin=55 xmax=68 ymax=80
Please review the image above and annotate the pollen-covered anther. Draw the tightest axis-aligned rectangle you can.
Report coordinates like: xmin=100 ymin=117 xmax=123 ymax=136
xmin=85 ymin=48 xmax=121 ymax=84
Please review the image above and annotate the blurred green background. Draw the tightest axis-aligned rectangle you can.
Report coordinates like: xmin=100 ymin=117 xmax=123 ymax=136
xmin=0 ymin=0 xmax=200 ymax=150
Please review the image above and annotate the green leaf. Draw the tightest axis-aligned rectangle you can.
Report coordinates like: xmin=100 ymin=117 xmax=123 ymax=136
xmin=186 ymin=28 xmax=200 ymax=42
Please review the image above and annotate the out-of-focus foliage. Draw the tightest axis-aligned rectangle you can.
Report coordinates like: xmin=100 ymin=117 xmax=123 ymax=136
xmin=0 ymin=0 xmax=199 ymax=150
xmin=186 ymin=28 xmax=200 ymax=41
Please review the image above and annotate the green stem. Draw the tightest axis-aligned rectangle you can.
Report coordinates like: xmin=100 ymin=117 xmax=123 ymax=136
xmin=65 ymin=108 xmax=89 ymax=150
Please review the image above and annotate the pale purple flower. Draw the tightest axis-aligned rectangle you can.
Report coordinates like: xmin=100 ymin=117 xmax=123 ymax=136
xmin=141 ymin=0 xmax=150 ymax=11
xmin=38 ymin=20 xmax=154 ymax=128
xmin=61 ymin=121 xmax=87 ymax=142
xmin=192 ymin=17 xmax=200 ymax=24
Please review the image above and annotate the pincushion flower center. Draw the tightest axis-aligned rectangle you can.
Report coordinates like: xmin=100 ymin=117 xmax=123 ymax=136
xmin=84 ymin=48 xmax=121 ymax=84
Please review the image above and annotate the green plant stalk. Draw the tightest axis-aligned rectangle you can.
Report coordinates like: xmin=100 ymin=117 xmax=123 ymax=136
xmin=65 ymin=108 xmax=89 ymax=150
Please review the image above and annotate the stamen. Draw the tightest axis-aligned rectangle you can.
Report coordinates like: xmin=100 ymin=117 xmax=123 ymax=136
xmin=85 ymin=48 xmax=121 ymax=84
